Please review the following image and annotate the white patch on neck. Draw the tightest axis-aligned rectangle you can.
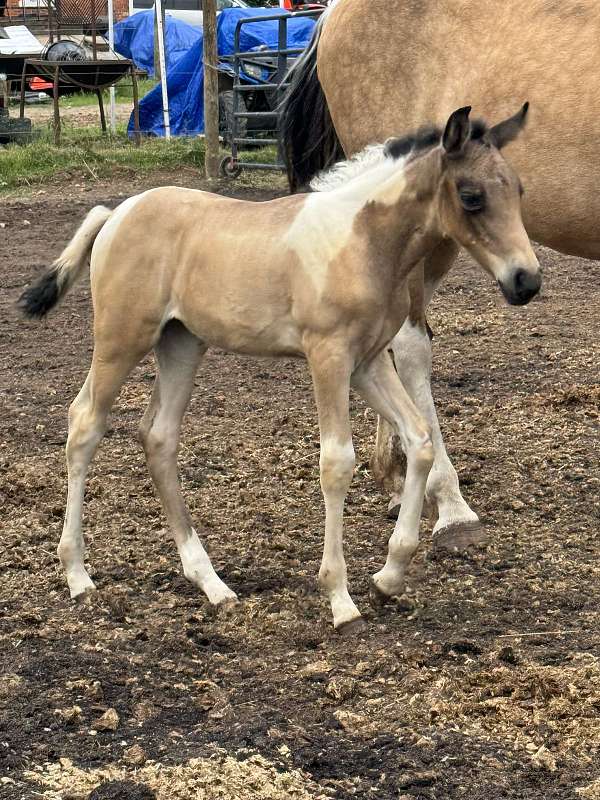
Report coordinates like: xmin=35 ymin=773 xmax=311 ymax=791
xmin=285 ymin=147 xmax=409 ymax=296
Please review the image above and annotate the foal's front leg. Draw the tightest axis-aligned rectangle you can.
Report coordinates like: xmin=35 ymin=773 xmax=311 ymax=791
xmin=354 ymin=351 xmax=433 ymax=600
xmin=309 ymin=349 xmax=364 ymax=633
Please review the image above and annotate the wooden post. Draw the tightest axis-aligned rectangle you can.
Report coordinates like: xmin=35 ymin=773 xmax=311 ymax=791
xmin=203 ymin=0 xmax=219 ymax=178
xmin=96 ymin=89 xmax=106 ymax=133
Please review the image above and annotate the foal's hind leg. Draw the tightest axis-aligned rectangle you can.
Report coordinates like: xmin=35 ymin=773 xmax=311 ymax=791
xmin=59 ymin=350 xmax=145 ymax=599
xmin=139 ymin=321 xmax=237 ymax=607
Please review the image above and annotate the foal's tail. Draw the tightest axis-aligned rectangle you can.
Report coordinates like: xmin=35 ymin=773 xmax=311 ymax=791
xmin=279 ymin=12 xmax=344 ymax=192
xmin=18 ymin=205 xmax=112 ymax=318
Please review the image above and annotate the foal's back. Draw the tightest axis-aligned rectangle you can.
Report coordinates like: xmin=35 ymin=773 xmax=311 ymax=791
xmin=91 ymin=187 xmax=324 ymax=357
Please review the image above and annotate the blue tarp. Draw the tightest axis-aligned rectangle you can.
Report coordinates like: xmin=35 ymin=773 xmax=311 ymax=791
xmin=114 ymin=12 xmax=201 ymax=77
xmin=115 ymin=8 xmax=316 ymax=138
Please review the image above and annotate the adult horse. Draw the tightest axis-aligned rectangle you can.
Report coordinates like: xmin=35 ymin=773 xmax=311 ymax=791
xmin=281 ymin=0 xmax=600 ymax=549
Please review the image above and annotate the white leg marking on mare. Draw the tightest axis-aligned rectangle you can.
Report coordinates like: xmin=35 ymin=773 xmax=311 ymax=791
xmin=391 ymin=321 xmax=480 ymax=534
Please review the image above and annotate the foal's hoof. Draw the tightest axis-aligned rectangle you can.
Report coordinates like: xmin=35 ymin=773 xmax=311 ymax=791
xmin=336 ymin=616 xmax=368 ymax=637
xmin=369 ymin=578 xmax=394 ymax=609
xmin=72 ymin=590 xmax=97 ymax=608
xmin=71 ymin=582 xmax=97 ymax=603
xmin=216 ymin=596 xmax=240 ymax=616
xmin=433 ymin=520 xmax=487 ymax=553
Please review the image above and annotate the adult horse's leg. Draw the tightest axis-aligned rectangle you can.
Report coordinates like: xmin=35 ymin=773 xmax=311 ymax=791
xmin=372 ymin=242 xmax=485 ymax=550
xmin=309 ymin=345 xmax=363 ymax=633
xmin=354 ymin=350 xmax=433 ymax=601
xmin=59 ymin=347 xmax=147 ymax=599
xmin=139 ymin=320 xmax=237 ymax=606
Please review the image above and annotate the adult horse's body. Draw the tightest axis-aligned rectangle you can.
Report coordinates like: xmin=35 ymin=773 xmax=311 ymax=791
xmin=282 ymin=0 xmax=600 ymax=548
xmin=20 ymin=107 xmax=538 ymax=630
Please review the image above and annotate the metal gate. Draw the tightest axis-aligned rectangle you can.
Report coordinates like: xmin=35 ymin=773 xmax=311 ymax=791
xmin=219 ymin=8 xmax=323 ymax=177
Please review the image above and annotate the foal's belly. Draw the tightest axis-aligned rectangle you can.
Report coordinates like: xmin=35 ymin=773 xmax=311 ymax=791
xmin=181 ymin=312 xmax=304 ymax=358
xmin=175 ymin=283 xmax=304 ymax=357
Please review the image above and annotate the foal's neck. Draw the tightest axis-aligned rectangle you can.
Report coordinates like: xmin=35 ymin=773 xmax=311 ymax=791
xmin=356 ymin=149 xmax=444 ymax=281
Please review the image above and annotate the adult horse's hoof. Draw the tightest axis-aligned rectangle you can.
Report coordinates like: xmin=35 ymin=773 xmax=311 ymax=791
xmin=369 ymin=578 xmax=394 ymax=609
xmin=386 ymin=495 xmax=402 ymax=519
xmin=433 ymin=520 xmax=487 ymax=552
xmin=336 ymin=616 xmax=368 ymax=637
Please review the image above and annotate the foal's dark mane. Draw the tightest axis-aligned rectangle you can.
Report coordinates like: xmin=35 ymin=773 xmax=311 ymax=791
xmin=384 ymin=119 xmax=489 ymax=160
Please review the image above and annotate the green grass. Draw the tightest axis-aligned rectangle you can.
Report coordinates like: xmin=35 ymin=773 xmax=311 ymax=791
xmin=0 ymin=123 xmax=285 ymax=192
xmin=0 ymin=123 xmax=206 ymax=190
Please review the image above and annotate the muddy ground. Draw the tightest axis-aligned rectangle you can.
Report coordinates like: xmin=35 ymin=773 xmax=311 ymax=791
xmin=1 ymin=171 xmax=599 ymax=800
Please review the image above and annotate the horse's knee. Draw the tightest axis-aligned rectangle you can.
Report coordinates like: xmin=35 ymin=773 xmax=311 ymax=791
xmin=320 ymin=438 xmax=355 ymax=493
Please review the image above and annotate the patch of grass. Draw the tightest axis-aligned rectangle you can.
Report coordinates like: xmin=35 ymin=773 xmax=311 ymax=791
xmin=0 ymin=123 xmax=206 ymax=190
xmin=0 ymin=123 xmax=286 ymax=192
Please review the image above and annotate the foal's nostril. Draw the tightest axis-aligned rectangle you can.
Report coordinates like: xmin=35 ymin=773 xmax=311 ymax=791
xmin=514 ymin=269 xmax=528 ymax=290
xmin=499 ymin=267 xmax=542 ymax=305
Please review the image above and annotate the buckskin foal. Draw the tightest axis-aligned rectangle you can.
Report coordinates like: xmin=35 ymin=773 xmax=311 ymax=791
xmin=19 ymin=106 xmax=540 ymax=631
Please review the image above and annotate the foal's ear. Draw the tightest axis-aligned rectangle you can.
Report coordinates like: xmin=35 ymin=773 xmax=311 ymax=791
xmin=442 ymin=106 xmax=472 ymax=157
xmin=488 ymin=102 xmax=529 ymax=149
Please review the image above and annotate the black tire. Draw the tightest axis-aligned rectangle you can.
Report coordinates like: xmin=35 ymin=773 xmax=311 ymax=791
xmin=218 ymin=90 xmax=247 ymax=147
xmin=219 ymin=156 xmax=242 ymax=179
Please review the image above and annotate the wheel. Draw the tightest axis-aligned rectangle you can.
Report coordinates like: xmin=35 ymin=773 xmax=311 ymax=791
xmin=218 ymin=90 xmax=247 ymax=147
xmin=219 ymin=156 xmax=242 ymax=179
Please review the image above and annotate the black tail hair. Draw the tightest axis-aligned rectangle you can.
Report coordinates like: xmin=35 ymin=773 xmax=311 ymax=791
xmin=18 ymin=267 xmax=62 ymax=319
xmin=279 ymin=16 xmax=344 ymax=192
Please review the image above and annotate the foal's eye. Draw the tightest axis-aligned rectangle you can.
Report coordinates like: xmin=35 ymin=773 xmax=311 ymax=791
xmin=459 ymin=189 xmax=485 ymax=213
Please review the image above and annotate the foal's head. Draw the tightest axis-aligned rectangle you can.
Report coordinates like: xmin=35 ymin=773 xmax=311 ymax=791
xmin=391 ymin=104 xmax=541 ymax=305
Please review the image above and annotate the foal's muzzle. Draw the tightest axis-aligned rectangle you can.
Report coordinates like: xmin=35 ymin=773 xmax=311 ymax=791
xmin=498 ymin=267 xmax=542 ymax=306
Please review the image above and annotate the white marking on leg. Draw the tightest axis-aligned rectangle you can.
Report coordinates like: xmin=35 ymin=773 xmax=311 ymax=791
xmin=372 ymin=427 xmax=433 ymax=597
xmin=141 ymin=324 xmax=237 ymax=607
xmin=318 ymin=436 xmax=362 ymax=628
xmin=354 ymin=352 xmax=433 ymax=598
xmin=179 ymin=530 xmax=237 ymax=605
xmin=58 ymin=382 xmax=102 ymax=598
xmin=391 ymin=321 xmax=480 ymax=533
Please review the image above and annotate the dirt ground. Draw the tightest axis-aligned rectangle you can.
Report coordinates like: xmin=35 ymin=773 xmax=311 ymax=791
xmin=23 ymin=101 xmax=134 ymax=129
xmin=1 ymin=170 xmax=599 ymax=800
